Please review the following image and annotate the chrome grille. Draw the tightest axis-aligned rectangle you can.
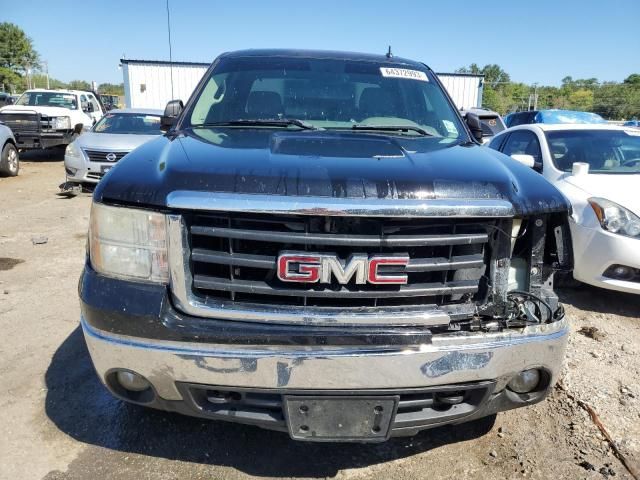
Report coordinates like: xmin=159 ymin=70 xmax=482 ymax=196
xmin=83 ymin=149 xmax=129 ymax=163
xmin=185 ymin=212 xmax=492 ymax=308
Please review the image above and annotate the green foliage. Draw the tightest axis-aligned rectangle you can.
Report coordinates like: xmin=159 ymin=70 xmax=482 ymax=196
xmin=29 ymin=73 xmax=67 ymax=89
xmin=0 ymin=22 xmax=40 ymax=92
xmin=0 ymin=66 xmax=22 ymax=92
xmin=0 ymin=22 xmax=39 ymax=73
xmin=67 ymin=79 xmax=92 ymax=91
xmin=458 ymin=63 xmax=640 ymax=120
xmin=98 ymin=83 xmax=124 ymax=96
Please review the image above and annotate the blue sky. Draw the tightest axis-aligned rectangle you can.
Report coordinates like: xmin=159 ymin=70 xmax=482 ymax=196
xmin=8 ymin=0 xmax=640 ymax=86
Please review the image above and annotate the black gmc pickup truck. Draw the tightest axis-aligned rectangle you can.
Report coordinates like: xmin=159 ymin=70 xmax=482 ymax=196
xmin=81 ymin=49 xmax=572 ymax=442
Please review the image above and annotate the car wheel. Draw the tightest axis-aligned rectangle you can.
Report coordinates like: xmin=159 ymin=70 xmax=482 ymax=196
xmin=0 ymin=142 xmax=19 ymax=177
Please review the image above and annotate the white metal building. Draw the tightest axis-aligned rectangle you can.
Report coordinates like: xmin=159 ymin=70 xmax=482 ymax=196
xmin=121 ymin=59 xmax=483 ymax=110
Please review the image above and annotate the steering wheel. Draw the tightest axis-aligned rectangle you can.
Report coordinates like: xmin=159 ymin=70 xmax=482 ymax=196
xmin=621 ymin=157 xmax=640 ymax=167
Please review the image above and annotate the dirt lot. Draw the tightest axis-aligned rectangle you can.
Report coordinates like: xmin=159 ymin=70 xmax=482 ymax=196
xmin=1 ymin=153 xmax=639 ymax=480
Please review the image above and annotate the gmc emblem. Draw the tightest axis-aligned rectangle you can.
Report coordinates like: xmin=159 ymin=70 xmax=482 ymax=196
xmin=277 ymin=252 xmax=409 ymax=285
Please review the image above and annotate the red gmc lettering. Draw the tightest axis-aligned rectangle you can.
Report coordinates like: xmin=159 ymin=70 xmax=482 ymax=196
xmin=277 ymin=255 xmax=321 ymax=283
xmin=367 ymin=257 xmax=410 ymax=284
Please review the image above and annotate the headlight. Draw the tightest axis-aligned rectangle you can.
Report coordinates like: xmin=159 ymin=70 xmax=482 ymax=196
xmin=53 ymin=116 xmax=71 ymax=130
xmin=588 ymin=197 xmax=640 ymax=238
xmin=65 ymin=141 xmax=82 ymax=158
xmin=89 ymin=203 xmax=169 ymax=283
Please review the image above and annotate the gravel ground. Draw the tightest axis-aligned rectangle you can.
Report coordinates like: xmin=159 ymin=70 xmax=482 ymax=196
xmin=1 ymin=153 xmax=639 ymax=480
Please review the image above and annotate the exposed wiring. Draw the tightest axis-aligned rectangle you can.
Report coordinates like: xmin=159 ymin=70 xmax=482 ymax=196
xmin=487 ymin=220 xmax=529 ymax=240
xmin=507 ymin=289 xmax=554 ymax=324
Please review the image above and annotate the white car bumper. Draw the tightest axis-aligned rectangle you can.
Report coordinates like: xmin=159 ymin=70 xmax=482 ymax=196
xmin=571 ymin=220 xmax=640 ymax=294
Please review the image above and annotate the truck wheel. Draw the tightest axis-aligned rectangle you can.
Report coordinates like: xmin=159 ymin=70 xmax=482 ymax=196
xmin=0 ymin=142 xmax=19 ymax=176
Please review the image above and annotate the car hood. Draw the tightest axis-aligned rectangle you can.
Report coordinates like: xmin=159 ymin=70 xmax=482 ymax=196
xmin=76 ymin=132 xmax=160 ymax=152
xmin=95 ymin=128 xmax=569 ymax=216
xmin=0 ymin=104 xmax=75 ymax=117
xmin=562 ymin=173 xmax=640 ymax=214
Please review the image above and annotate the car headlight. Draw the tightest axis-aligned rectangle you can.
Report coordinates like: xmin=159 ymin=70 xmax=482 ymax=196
xmin=53 ymin=116 xmax=71 ymax=130
xmin=89 ymin=203 xmax=169 ymax=283
xmin=65 ymin=141 xmax=83 ymax=158
xmin=588 ymin=197 xmax=640 ymax=238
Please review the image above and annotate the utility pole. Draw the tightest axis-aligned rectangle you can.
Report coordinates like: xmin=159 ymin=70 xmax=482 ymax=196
xmin=533 ymin=83 xmax=539 ymax=110
xmin=44 ymin=61 xmax=50 ymax=89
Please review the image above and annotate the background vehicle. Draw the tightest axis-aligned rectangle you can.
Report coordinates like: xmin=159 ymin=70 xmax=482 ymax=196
xmin=100 ymin=94 xmax=121 ymax=111
xmin=64 ymin=108 xmax=163 ymax=188
xmin=0 ymin=89 xmax=104 ymax=150
xmin=0 ymin=92 xmax=16 ymax=107
xmin=0 ymin=123 xmax=19 ymax=176
xmin=489 ymin=124 xmax=640 ymax=294
xmin=504 ymin=109 xmax=607 ymax=128
xmin=81 ymin=49 xmax=572 ymax=442
xmin=460 ymin=107 xmax=506 ymax=144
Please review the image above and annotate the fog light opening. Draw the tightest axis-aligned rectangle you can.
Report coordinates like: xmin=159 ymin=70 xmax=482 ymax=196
xmin=115 ymin=370 xmax=151 ymax=392
xmin=604 ymin=264 xmax=637 ymax=281
xmin=507 ymin=369 xmax=541 ymax=394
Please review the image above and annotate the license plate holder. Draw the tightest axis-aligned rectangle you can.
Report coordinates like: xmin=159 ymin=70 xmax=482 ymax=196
xmin=284 ymin=396 xmax=398 ymax=442
xmin=100 ymin=165 xmax=112 ymax=173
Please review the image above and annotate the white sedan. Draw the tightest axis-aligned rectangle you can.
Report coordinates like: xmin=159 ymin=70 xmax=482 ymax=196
xmin=489 ymin=123 xmax=640 ymax=294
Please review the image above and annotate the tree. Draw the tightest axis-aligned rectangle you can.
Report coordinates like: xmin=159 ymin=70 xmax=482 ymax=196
xmin=624 ymin=74 xmax=640 ymax=85
xmin=98 ymin=82 xmax=124 ymax=96
xmin=567 ymin=88 xmax=594 ymax=111
xmin=0 ymin=66 xmax=22 ymax=92
xmin=0 ymin=22 xmax=39 ymax=74
xmin=67 ymin=79 xmax=91 ymax=91
xmin=30 ymin=73 xmax=67 ymax=89
xmin=481 ymin=64 xmax=510 ymax=89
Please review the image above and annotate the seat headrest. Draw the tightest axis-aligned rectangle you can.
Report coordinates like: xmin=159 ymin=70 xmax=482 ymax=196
xmin=246 ymin=91 xmax=283 ymax=118
xmin=359 ymin=87 xmax=397 ymax=119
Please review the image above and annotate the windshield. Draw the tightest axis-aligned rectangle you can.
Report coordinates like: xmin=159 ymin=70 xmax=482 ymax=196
xmin=546 ymin=129 xmax=640 ymax=174
xmin=15 ymin=92 xmax=77 ymax=109
xmin=92 ymin=113 xmax=163 ymax=135
xmin=186 ymin=56 xmax=466 ymax=139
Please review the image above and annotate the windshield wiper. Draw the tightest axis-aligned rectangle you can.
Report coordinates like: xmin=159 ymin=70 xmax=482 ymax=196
xmin=192 ymin=119 xmax=321 ymax=130
xmin=350 ymin=124 xmax=432 ymax=136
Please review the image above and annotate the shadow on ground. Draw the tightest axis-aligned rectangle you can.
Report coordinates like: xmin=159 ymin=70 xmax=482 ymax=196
xmin=45 ymin=327 xmax=495 ymax=478
xmin=20 ymin=148 xmax=65 ymax=162
xmin=557 ymin=283 xmax=640 ymax=318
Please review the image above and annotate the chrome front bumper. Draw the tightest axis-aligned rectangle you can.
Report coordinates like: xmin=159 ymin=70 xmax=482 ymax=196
xmin=82 ymin=315 xmax=569 ymax=401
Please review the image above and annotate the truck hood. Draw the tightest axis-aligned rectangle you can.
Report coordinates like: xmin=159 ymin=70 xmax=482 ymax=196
xmin=95 ymin=128 xmax=569 ymax=216
xmin=75 ymin=132 xmax=161 ymax=152
xmin=0 ymin=104 xmax=75 ymax=117
xmin=562 ymin=173 xmax=640 ymax=215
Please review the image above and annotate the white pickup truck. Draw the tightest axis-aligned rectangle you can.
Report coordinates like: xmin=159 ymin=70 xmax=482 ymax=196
xmin=0 ymin=89 xmax=104 ymax=150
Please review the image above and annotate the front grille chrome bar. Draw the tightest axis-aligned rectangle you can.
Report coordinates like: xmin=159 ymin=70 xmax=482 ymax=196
xmin=167 ymin=192 xmax=515 ymax=218
xmin=190 ymin=225 xmax=488 ymax=247
xmin=190 ymin=250 xmax=485 ymax=273
xmin=193 ymin=276 xmax=479 ymax=298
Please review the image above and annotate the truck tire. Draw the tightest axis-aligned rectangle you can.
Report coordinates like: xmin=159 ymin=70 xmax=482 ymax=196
xmin=0 ymin=142 xmax=19 ymax=177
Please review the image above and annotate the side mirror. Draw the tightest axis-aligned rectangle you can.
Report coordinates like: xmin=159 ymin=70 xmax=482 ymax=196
xmin=510 ymin=154 xmax=536 ymax=168
xmin=465 ymin=112 xmax=484 ymax=142
xmin=73 ymin=123 xmax=84 ymax=135
xmin=161 ymin=99 xmax=184 ymax=131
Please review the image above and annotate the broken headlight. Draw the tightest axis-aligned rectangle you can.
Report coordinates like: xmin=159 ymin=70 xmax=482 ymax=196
xmin=89 ymin=203 xmax=169 ymax=283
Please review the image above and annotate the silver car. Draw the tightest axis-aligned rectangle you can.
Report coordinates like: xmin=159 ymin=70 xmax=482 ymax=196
xmin=64 ymin=108 xmax=163 ymax=185
xmin=0 ymin=122 xmax=19 ymax=176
